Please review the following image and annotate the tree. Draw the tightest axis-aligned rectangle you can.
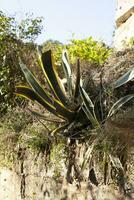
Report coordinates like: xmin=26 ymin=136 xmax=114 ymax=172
xmin=0 ymin=11 xmax=44 ymax=115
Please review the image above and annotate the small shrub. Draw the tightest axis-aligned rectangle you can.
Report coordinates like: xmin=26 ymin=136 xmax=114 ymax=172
xmin=68 ymin=37 xmax=111 ymax=65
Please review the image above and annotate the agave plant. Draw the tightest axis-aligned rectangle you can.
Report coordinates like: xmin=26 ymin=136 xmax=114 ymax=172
xmin=16 ymin=49 xmax=134 ymax=137
xmin=16 ymin=50 xmax=100 ymax=137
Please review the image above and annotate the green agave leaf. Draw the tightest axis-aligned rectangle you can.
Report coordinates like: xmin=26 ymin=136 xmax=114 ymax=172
xmin=62 ymin=49 xmax=73 ymax=97
xmin=108 ymin=94 xmax=134 ymax=117
xmin=79 ymin=86 xmax=94 ymax=111
xmin=53 ymin=101 xmax=75 ymax=122
xmin=41 ymin=50 xmax=69 ymax=106
xmin=28 ymin=109 xmax=64 ymax=123
xmin=16 ymin=86 xmax=57 ymax=116
xmin=82 ymin=105 xmax=99 ymax=128
xmin=79 ymin=86 xmax=99 ymax=128
xmin=16 ymin=86 xmax=75 ymax=121
xmin=74 ymin=59 xmax=81 ymax=100
xmin=19 ymin=60 xmax=53 ymax=105
xmin=115 ymin=67 xmax=134 ymax=88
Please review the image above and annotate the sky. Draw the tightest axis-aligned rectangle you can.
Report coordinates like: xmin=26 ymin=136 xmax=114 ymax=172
xmin=0 ymin=0 xmax=116 ymax=45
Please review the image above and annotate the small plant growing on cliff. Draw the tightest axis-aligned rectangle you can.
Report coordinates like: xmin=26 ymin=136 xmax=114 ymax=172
xmin=16 ymin=50 xmax=134 ymax=138
xmin=16 ymin=50 xmax=100 ymax=137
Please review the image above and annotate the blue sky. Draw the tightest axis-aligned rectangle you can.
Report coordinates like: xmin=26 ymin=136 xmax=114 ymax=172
xmin=0 ymin=0 xmax=116 ymax=45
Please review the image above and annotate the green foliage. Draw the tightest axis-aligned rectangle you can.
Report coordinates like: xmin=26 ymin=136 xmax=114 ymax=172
xmin=68 ymin=37 xmax=111 ymax=65
xmin=0 ymin=11 xmax=43 ymax=41
xmin=18 ymin=14 xmax=43 ymax=42
xmin=0 ymin=11 xmax=44 ymax=115
xmin=0 ymin=11 xmax=15 ymax=39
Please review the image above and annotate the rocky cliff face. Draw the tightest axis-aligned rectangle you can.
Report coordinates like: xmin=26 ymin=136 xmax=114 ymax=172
xmin=0 ymin=146 xmax=134 ymax=200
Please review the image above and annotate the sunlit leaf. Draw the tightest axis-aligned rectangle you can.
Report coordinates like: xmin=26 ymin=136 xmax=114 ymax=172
xmin=79 ymin=86 xmax=99 ymax=128
xmin=40 ymin=50 xmax=69 ymax=106
xmin=19 ymin=60 xmax=53 ymax=104
xmin=108 ymin=94 xmax=134 ymax=117
xmin=115 ymin=67 xmax=134 ymax=88
xmin=74 ymin=59 xmax=81 ymax=99
xmin=62 ymin=49 xmax=73 ymax=97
